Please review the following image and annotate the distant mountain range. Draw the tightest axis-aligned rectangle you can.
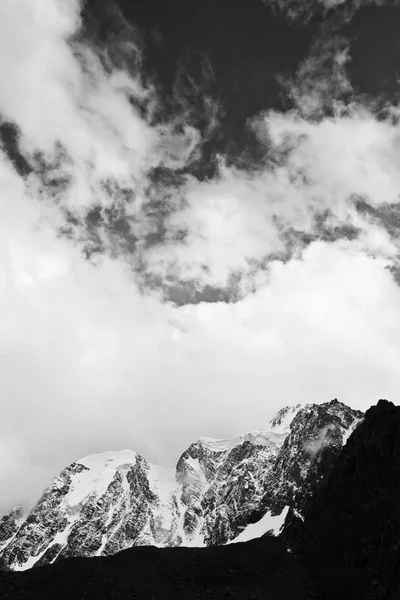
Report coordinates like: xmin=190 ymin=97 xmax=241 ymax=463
xmin=0 ymin=398 xmax=363 ymax=571
xmin=0 ymin=398 xmax=399 ymax=599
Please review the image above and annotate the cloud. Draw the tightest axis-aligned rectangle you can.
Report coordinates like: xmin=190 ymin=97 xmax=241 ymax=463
xmin=263 ymin=0 xmax=395 ymax=24
xmin=278 ymin=30 xmax=353 ymax=119
xmin=142 ymin=104 xmax=400 ymax=291
xmin=303 ymin=424 xmax=337 ymax=457
xmin=3 ymin=145 xmax=400 ymax=512
xmin=1 ymin=0 xmax=400 ymax=515
xmin=0 ymin=0 xmax=156 ymax=184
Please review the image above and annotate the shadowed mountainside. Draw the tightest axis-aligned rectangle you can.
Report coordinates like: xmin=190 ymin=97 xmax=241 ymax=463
xmin=0 ymin=534 xmax=312 ymax=600
xmin=283 ymin=398 xmax=400 ymax=600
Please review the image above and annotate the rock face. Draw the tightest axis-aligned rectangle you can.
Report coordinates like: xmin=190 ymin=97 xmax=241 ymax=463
xmin=0 ymin=399 xmax=363 ymax=571
xmin=284 ymin=399 xmax=400 ymax=600
xmin=0 ymin=507 xmax=25 ymax=554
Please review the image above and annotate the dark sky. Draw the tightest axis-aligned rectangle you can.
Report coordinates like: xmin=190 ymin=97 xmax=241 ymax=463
xmin=346 ymin=4 xmax=400 ymax=102
xmin=82 ymin=0 xmax=400 ymax=167
xmin=5 ymin=0 xmax=400 ymax=186
xmin=72 ymin=0 xmax=400 ymax=306
xmin=83 ymin=0 xmax=320 ymax=173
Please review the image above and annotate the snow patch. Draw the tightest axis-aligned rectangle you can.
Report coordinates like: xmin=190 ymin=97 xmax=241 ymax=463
xmin=77 ymin=449 xmax=138 ymax=471
xmin=293 ymin=508 xmax=304 ymax=522
xmin=196 ymin=430 xmax=287 ymax=453
xmin=147 ymin=464 xmax=179 ymax=531
xmin=196 ymin=437 xmax=238 ymax=452
xmin=269 ymin=404 xmax=303 ymax=433
xmin=66 ymin=449 xmax=137 ymax=507
xmin=186 ymin=527 xmax=206 ymax=547
xmin=13 ymin=545 xmax=49 ymax=571
xmin=342 ymin=416 xmax=364 ymax=445
xmin=227 ymin=506 xmax=290 ymax=544
xmin=52 ymin=531 xmax=67 ymax=547
xmin=184 ymin=456 xmax=202 ymax=472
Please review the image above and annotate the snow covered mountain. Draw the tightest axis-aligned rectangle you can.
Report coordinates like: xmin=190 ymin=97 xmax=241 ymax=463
xmin=0 ymin=399 xmax=363 ymax=571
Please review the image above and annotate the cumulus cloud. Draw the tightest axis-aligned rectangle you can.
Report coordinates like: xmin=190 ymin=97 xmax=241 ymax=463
xmin=143 ymin=105 xmax=400 ymax=290
xmin=0 ymin=0 xmax=154 ymax=186
xmin=2 ymin=0 xmax=400 ymax=515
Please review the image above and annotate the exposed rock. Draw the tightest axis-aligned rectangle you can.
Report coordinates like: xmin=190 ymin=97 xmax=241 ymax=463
xmin=0 ymin=399 xmax=363 ymax=571
xmin=0 ymin=506 xmax=25 ymax=553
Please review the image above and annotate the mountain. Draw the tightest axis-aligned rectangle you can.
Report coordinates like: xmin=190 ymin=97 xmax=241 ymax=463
xmin=0 ymin=398 xmax=398 ymax=600
xmin=282 ymin=398 xmax=400 ymax=600
xmin=0 ymin=399 xmax=363 ymax=571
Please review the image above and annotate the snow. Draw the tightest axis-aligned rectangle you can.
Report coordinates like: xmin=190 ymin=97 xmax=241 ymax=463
xmin=1 ymin=400 xmax=365 ymax=570
xmin=97 ymin=488 xmax=129 ymax=555
xmin=77 ymin=449 xmax=138 ymax=471
xmin=342 ymin=416 xmax=364 ymax=444
xmin=184 ymin=456 xmax=202 ymax=472
xmin=196 ymin=437 xmax=239 ymax=452
xmin=14 ymin=453 xmax=141 ymax=571
xmin=186 ymin=527 xmax=206 ymax=547
xmin=196 ymin=430 xmax=287 ymax=453
xmin=269 ymin=404 xmax=303 ymax=433
xmin=146 ymin=463 xmax=179 ymax=530
xmin=52 ymin=524 xmax=72 ymax=548
xmin=13 ymin=545 xmax=49 ymax=571
xmin=293 ymin=508 xmax=304 ymax=521
xmin=173 ymin=492 xmax=206 ymax=548
xmin=227 ymin=506 xmax=290 ymax=544
xmin=66 ymin=449 xmax=137 ymax=507
xmin=242 ymin=431 xmax=286 ymax=447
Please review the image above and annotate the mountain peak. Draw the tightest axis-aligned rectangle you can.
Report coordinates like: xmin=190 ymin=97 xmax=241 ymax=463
xmin=268 ymin=403 xmax=303 ymax=431
xmin=0 ymin=399 xmax=365 ymax=571
xmin=76 ymin=449 xmax=138 ymax=470
xmin=195 ymin=430 xmax=284 ymax=453
xmin=368 ymin=397 xmax=396 ymax=415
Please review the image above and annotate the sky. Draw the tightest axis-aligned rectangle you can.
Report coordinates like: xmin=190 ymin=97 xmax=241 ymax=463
xmin=1 ymin=0 xmax=400 ymax=513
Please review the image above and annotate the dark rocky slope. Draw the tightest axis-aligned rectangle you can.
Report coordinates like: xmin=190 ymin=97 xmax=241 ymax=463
xmin=0 ymin=535 xmax=312 ymax=600
xmin=284 ymin=398 xmax=400 ymax=600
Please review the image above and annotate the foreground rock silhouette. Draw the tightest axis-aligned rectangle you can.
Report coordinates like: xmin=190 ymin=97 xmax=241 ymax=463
xmin=0 ymin=398 xmax=399 ymax=599
xmin=0 ymin=535 xmax=311 ymax=600
xmin=286 ymin=398 xmax=400 ymax=600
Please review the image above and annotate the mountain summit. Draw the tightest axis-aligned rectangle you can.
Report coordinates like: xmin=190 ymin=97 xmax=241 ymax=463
xmin=0 ymin=399 xmax=363 ymax=571
xmin=1 ymin=398 xmax=398 ymax=599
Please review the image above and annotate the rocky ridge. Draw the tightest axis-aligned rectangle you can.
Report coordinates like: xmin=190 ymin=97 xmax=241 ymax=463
xmin=0 ymin=399 xmax=363 ymax=571
xmin=282 ymin=399 xmax=400 ymax=599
